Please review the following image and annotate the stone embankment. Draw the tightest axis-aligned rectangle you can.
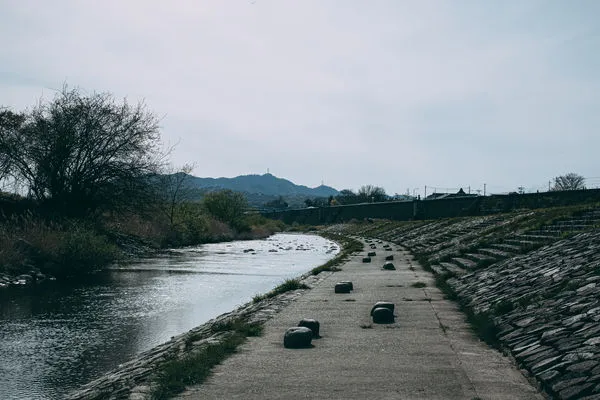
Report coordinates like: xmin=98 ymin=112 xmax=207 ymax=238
xmin=451 ymin=230 xmax=600 ymax=400
xmin=65 ymin=271 xmax=332 ymax=400
xmin=339 ymin=204 xmax=600 ymax=399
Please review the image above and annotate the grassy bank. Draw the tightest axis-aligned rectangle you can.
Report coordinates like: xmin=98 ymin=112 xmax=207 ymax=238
xmin=151 ymin=319 xmax=263 ymax=399
xmin=252 ymin=278 xmax=310 ymax=303
xmin=311 ymin=232 xmax=364 ymax=275
xmin=0 ymin=207 xmax=285 ymax=280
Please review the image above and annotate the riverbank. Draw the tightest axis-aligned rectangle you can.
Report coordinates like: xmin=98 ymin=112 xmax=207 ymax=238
xmin=65 ymin=205 xmax=600 ymax=399
xmin=64 ymin=234 xmax=351 ymax=400
xmin=64 ymin=231 xmax=542 ymax=400
xmin=1 ymin=233 xmax=339 ymax=400
xmin=176 ymin=237 xmax=541 ymax=399
xmin=0 ymin=215 xmax=284 ymax=290
xmin=64 ymin=271 xmax=333 ymax=400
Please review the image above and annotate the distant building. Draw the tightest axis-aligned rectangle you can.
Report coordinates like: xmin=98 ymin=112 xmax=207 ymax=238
xmin=425 ymin=188 xmax=477 ymax=200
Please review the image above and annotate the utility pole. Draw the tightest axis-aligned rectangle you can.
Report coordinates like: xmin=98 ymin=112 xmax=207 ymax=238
xmin=548 ymin=180 xmax=551 ymax=192
xmin=424 ymin=185 xmax=427 ymax=198
xmin=468 ymin=186 xmax=471 ymax=194
xmin=483 ymin=183 xmax=486 ymax=196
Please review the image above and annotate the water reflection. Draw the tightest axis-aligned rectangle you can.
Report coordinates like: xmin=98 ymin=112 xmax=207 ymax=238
xmin=0 ymin=233 xmax=338 ymax=400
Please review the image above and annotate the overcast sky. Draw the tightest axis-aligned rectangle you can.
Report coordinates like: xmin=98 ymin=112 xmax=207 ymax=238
xmin=1 ymin=0 xmax=599 ymax=196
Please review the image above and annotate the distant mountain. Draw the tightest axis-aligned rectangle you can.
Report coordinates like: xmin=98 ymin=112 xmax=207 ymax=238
xmin=184 ymin=173 xmax=339 ymax=204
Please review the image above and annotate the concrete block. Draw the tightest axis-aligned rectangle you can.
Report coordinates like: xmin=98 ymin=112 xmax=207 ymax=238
xmin=284 ymin=327 xmax=313 ymax=348
xmin=372 ymin=307 xmax=395 ymax=324
xmin=383 ymin=262 xmax=396 ymax=270
xmin=335 ymin=282 xmax=352 ymax=293
xmin=298 ymin=319 xmax=320 ymax=338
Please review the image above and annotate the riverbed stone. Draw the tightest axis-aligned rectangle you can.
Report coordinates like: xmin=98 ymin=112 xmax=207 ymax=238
xmin=283 ymin=327 xmax=313 ymax=348
xmin=362 ymin=257 xmax=371 ymax=263
xmin=385 ymin=255 xmax=394 ymax=261
xmin=368 ymin=251 xmax=376 ymax=257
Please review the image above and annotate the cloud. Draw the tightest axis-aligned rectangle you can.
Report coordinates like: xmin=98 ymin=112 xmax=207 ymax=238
xmin=1 ymin=0 xmax=598 ymax=193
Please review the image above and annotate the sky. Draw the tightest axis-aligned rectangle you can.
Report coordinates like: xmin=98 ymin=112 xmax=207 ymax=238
xmin=1 ymin=0 xmax=599 ymax=196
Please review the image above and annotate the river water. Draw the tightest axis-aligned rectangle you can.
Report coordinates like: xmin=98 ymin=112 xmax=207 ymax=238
xmin=0 ymin=233 xmax=338 ymax=400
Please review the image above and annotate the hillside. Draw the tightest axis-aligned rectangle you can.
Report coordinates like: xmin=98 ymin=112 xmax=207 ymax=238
xmin=186 ymin=173 xmax=338 ymax=197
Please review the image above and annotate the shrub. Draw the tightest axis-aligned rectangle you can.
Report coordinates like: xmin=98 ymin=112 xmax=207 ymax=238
xmin=0 ymin=216 xmax=119 ymax=277
xmin=50 ymin=226 xmax=119 ymax=276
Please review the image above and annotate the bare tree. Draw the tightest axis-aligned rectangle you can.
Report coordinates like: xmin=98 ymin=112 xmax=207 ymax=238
xmin=552 ymin=173 xmax=586 ymax=191
xmin=0 ymin=87 xmax=165 ymax=216
xmin=357 ymin=185 xmax=387 ymax=203
xmin=158 ymin=163 xmax=196 ymax=227
xmin=0 ymin=109 xmax=25 ymax=185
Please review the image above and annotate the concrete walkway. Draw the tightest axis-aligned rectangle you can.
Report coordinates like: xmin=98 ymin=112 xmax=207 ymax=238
xmin=177 ymin=239 xmax=543 ymax=400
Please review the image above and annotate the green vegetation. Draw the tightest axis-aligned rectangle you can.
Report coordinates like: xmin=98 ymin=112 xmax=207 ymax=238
xmin=252 ymin=278 xmax=310 ymax=303
xmin=202 ymin=190 xmax=249 ymax=231
xmin=152 ymin=319 xmax=263 ymax=399
xmin=0 ymin=192 xmax=284 ymax=278
xmin=304 ymin=185 xmax=389 ymax=207
xmin=0 ymin=214 xmax=119 ymax=277
xmin=0 ymin=89 xmax=285 ymax=278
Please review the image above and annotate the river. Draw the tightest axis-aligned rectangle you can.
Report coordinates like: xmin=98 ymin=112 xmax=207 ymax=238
xmin=0 ymin=233 xmax=338 ymax=400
